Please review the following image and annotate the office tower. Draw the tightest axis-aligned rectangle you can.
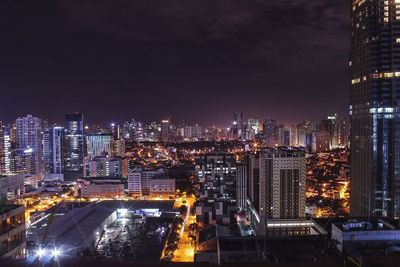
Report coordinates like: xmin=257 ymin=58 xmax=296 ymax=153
xmin=263 ymin=119 xmax=278 ymax=146
xmin=64 ymin=114 xmax=84 ymax=180
xmin=350 ymin=0 xmax=400 ymax=218
xmin=0 ymin=122 xmax=4 ymax=174
xmin=86 ymin=133 xmax=113 ymax=160
xmin=15 ymin=115 xmax=42 ymax=175
xmin=240 ymin=148 xmax=306 ymax=235
xmin=10 ymin=148 xmax=35 ymax=174
xmin=43 ymin=127 xmax=64 ymax=181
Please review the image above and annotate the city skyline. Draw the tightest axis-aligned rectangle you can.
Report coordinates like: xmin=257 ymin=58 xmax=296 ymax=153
xmin=0 ymin=0 xmax=349 ymax=125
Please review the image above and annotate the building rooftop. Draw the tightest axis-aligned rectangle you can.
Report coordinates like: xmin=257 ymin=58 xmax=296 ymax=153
xmin=333 ymin=219 xmax=400 ymax=232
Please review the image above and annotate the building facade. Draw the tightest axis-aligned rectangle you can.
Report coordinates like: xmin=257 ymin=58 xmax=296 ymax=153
xmin=350 ymin=0 xmax=400 ymax=218
xmin=15 ymin=115 xmax=42 ymax=176
xmin=43 ymin=127 xmax=64 ymax=181
xmin=0 ymin=205 xmax=26 ymax=258
xmin=86 ymin=133 xmax=113 ymax=160
xmin=238 ymin=148 xmax=306 ymax=235
xmin=64 ymin=114 xmax=84 ymax=180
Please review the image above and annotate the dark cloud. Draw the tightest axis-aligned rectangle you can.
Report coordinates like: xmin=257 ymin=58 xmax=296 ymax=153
xmin=0 ymin=0 xmax=349 ymax=126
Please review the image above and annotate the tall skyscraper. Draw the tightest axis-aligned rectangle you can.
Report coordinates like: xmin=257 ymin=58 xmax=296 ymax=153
xmin=64 ymin=114 xmax=84 ymax=180
xmin=350 ymin=0 xmax=400 ymax=218
xmin=43 ymin=127 xmax=64 ymax=180
xmin=15 ymin=115 xmax=43 ymax=175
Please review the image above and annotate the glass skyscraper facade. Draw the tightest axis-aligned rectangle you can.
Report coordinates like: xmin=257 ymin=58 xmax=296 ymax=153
xmin=64 ymin=114 xmax=84 ymax=180
xmin=350 ymin=0 xmax=400 ymax=218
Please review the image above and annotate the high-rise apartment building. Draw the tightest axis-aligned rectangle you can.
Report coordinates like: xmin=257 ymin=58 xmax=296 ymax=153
xmin=2 ymin=126 xmax=11 ymax=174
xmin=238 ymin=148 xmax=306 ymax=235
xmin=0 ymin=122 xmax=4 ymax=174
xmin=64 ymin=114 xmax=84 ymax=180
xmin=350 ymin=0 xmax=400 ymax=218
xmin=15 ymin=115 xmax=42 ymax=175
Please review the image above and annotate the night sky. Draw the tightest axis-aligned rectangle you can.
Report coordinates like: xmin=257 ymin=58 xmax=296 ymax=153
xmin=0 ymin=0 xmax=349 ymax=126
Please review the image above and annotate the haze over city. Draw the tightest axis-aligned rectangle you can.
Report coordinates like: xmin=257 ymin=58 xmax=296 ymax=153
xmin=0 ymin=0 xmax=349 ymax=125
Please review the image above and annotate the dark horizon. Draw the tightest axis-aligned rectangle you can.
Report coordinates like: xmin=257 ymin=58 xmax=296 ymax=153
xmin=0 ymin=0 xmax=350 ymax=126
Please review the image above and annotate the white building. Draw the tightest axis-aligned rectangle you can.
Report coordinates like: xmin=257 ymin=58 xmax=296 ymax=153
xmin=128 ymin=168 xmax=174 ymax=197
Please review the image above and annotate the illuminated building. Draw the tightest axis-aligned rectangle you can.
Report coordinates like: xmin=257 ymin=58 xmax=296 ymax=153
xmin=15 ymin=114 xmax=42 ymax=176
xmin=0 ymin=205 xmax=26 ymax=258
xmin=64 ymin=113 xmax=84 ymax=180
xmin=350 ymin=0 xmax=400 ymax=218
xmin=10 ymin=148 xmax=35 ymax=174
xmin=1 ymin=126 xmax=11 ymax=174
xmin=43 ymin=127 xmax=64 ymax=181
xmin=239 ymin=147 xmax=306 ymax=235
xmin=84 ymin=156 xmax=128 ymax=178
xmin=74 ymin=177 xmax=125 ymax=198
xmin=128 ymin=168 xmax=171 ymax=197
xmin=86 ymin=133 xmax=113 ymax=160
xmin=0 ymin=121 xmax=4 ymax=174
xmin=195 ymin=152 xmax=237 ymax=199
xmin=111 ymin=138 xmax=126 ymax=157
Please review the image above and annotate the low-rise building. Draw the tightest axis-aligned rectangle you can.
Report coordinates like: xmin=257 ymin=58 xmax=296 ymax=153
xmin=128 ymin=168 xmax=174 ymax=198
xmin=74 ymin=177 xmax=125 ymax=198
xmin=195 ymin=198 xmax=237 ymax=226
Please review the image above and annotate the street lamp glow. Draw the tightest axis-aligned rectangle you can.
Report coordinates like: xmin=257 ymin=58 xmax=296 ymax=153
xmin=52 ymin=248 xmax=61 ymax=258
xmin=36 ymin=248 xmax=45 ymax=258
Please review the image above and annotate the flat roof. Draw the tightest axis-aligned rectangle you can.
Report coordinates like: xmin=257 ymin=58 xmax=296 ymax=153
xmin=333 ymin=219 xmax=400 ymax=232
